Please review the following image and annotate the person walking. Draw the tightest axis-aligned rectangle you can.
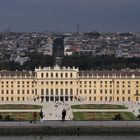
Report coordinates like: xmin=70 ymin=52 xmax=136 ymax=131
xmin=39 ymin=110 xmax=44 ymax=123
xmin=33 ymin=112 xmax=37 ymax=123
xmin=62 ymin=108 xmax=66 ymax=121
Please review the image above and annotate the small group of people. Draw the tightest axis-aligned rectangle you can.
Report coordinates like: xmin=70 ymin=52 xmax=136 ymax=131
xmin=32 ymin=108 xmax=67 ymax=122
xmin=32 ymin=110 xmax=44 ymax=123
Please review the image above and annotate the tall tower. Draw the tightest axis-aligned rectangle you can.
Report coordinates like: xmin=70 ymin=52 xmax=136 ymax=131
xmin=76 ymin=24 xmax=79 ymax=34
xmin=53 ymin=36 xmax=64 ymax=65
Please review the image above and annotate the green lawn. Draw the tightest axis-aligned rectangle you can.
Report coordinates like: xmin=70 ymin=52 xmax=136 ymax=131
xmin=71 ymin=104 xmax=127 ymax=109
xmin=0 ymin=112 xmax=40 ymax=121
xmin=73 ymin=112 xmax=137 ymax=121
xmin=0 ymin=104 xmax=42 ymax=110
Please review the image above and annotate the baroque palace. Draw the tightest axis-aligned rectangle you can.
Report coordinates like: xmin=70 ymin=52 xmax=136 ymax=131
xmin=0 ymin=65 xmax=140 ymax=102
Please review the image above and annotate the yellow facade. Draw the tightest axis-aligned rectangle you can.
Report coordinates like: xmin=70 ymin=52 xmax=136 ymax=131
xmin=0 ymin=66 xmax=140 ymax=102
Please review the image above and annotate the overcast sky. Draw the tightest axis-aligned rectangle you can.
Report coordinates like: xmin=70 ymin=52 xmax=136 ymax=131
xmin=0 ymin=0 xmax=140 ymax=32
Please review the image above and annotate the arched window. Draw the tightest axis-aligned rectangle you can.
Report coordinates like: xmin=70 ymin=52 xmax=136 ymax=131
xmin=17 ymin=90 xmax=20 ymax=94
xmin=27 ymin=90 xmax=29 ymax=94
xmin=41 ymin=73 xmax=44 ymax=78
xmin=11 ymin=90 xmax=13 ymax=94
xmin=46 ymin=89 xmax=49 ymax=95
xmin=65 ymin=73 xmax=68 ymax=78
xmin=65 ymin=89 xmax=68 ymax=95
xmin=56 ymin=73 xmax=58 ymax=78
xmin=32 ymin=90 xmax=34 ymax=94
xmin=51 ymin=89 xmax=53 ymax=95
xmin=56 ymin=89 xmax=58 ymax=95
xmin=41 ymin=89 xmax=44 ymax=95
xmin=100 ymin=96 xmax=102 ymax=101
xmin=70 ymin=89 xmax=73 ymax=95
xmin=17 ymin=97 xmax=20 ymax=101
xmin=60 ymin=89 xmax=63 ymax=95
xmin=11 ymin=97 xmax=13 ymax=101
xmin=1 ymin=90 xmax=4 ymax=94
xmin=22 ymin=90 xmax=25 ymax=94
xmin=6 ymin=90 xmax=8 ymax=94
xmin=89 ymin=97 xmax=91 ymax=101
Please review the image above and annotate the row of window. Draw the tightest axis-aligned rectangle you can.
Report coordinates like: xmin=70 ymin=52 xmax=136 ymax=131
xmin=0 ymin=96 xmax=139 ymax=102
xmin=0 ymin=85 xmax=34 ymax=88
xmin=0 ymin=81 xmax=34 ymax=84
xmin=79 ymin=89 xmax=113 ymax=94
xmin=80 ymin=84 xmax=112 ymax=88
xmin=80 ymin=85 xmax=138 ymax=88
xmin=80 ymin=84 xmax=139 ymax=88
xmin=1 ymin=84 xmax=138 ymax=89
xmin=40 ymin=96 xmax=139 ymax=102
xmin=41 ymin=88 xmax=73 ymax=96
xmin=79 ymin=89 xmax=139 ymax=95
xmin=116 ymin=85 xmax=139 ymax=88
xmin=39 ymin=96 xmax=140 ymax=102
xmin=0 ymin=97 xmax=26 ymax=101
xmin=0 ymin=89 xmax=139 ymax=95
xmin=79 ymin=81 xmax=139 ymax=84
xmin=79 ymin=81 xmax=112 ymax=84
xmin=40 ymin=96 xmax=74 ymax=102
xmin=41 ymin=72 xmax=73 ymax=78
xmin=116 ymin=90 xmax=138 ymax=94
xmin=0 ymin=89 xmax=35 ymax=94
xmin=0 ymin=81 xmax=139 ymax=85
xmin=40 ymin=81 xmax=74 ymax=85
xmin=87 ymin=96 xmax=139 ymax=101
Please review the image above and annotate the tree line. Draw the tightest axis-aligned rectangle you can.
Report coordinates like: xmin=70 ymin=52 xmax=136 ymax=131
xmin=0 ymin=53 xmax=140 ymax=71
xmin=61 ymin=55 xmax=140 ymax=70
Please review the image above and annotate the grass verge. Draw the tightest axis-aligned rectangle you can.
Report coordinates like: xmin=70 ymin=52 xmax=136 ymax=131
xmin=0 ymin=104 xmax=42 ymax=110
xmin=73 ymin=112 xmax=137 ymax=121
xmin=71 ymin=104 xmax=127 ymax=109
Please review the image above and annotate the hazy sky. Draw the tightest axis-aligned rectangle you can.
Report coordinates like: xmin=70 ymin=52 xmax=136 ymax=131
xmin=0 ymin=0 xmax=140 ymax=32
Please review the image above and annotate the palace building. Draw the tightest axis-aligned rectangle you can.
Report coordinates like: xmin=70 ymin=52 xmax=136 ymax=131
xmin=0 ymin=65 xmax=140 ymax=102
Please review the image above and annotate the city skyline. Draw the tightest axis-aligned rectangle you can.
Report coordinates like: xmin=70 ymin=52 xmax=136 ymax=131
xmin=0 ymin=0 xmax=140 ymax=32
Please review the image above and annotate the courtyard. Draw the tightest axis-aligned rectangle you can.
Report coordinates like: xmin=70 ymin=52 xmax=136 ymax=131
xmin=0 ymin=101 xmax=139 ymax=121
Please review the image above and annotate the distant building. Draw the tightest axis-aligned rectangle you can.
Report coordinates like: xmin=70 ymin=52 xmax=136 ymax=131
xmin=73 ymin=50 xmax=94 ymax=56
xmin=64 ymin=45 xmax=80 ymax=56
xmin=14 ymin=56 xmax=30 ymax=65
xmin=37 ymin=44 xmax=53 ymax=56
xmin=10 ymin=55 xmax=30 ymax=65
